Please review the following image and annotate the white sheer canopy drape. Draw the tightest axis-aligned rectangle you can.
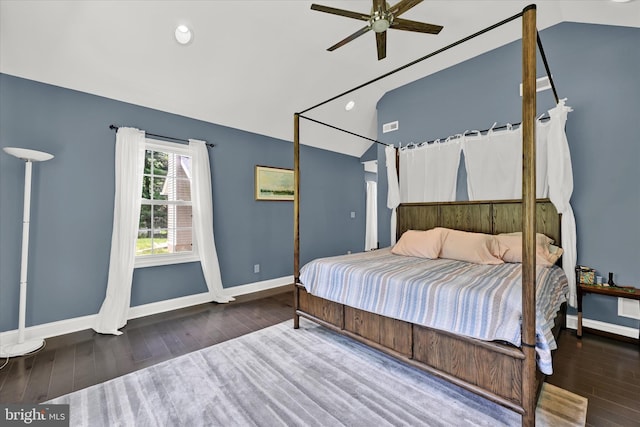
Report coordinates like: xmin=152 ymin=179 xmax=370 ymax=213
xmin=546 ymin=100 xmax=576 ymax=306
xmin=399 ymin=140 xmax=462 ymax=203
xmin=464 ymin=129 xmax=521 ymax=200
xmin=189 ymin=139 xmax=233 ymax=303
xmin=463 ymin=122 xmax=550 ymax=200
xmin=365 ymin=181 xmax=378 ymax=251
xmin=385 ymin=146 xmax=400 ymax=245
xmin=94 ymin=127 xmax=145 ymax=335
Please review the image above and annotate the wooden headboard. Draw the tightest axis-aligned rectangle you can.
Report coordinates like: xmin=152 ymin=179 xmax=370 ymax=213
xmin=397 ymin=199 xmax=561 ymax=246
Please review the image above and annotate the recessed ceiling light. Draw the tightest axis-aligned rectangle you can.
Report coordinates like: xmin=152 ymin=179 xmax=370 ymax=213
xmin=175 ymin=25 xmax=192 ymax=45
xmin=345 ymin=100 xmax=355 ymax=111
xmin=611 ymin=0 xmax=632 ymax=3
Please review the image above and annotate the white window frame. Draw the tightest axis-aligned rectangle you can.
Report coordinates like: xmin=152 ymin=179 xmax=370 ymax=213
xmin=135 ymin=138 xmax=199 ymax=268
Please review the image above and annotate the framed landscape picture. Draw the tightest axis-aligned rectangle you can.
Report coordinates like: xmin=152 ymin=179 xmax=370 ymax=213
xmin=255 ymin=165 xmax=294 ymax=201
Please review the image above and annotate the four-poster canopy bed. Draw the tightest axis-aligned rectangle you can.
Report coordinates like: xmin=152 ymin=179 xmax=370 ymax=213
xmin=293 ymin=5 xmax=567 ymax=426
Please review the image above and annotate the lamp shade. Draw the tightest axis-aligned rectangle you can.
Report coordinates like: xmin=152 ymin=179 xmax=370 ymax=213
xmin=3 ymin=147 xmax=54 ymax=162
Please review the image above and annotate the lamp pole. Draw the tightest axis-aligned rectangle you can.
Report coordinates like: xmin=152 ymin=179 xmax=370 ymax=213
xmin=1 ymin=147 xmax=54 ymax=358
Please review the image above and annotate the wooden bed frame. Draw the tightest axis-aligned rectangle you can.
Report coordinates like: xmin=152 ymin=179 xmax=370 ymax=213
xmin=293 ymin=5 xmax=557 ymax=426
xmin=294 ymin=199 xmax=566 ymax=416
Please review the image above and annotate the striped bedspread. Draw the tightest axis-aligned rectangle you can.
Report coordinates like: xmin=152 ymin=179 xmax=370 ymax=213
xmin=299 ymin=248 xmax=569 ymax=375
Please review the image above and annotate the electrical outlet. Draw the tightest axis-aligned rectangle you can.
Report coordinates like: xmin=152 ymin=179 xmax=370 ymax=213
xmin=254 ymin=264 xmax=260 ymax=273
xmin=350 ymin=211 xmax=356 ymax=219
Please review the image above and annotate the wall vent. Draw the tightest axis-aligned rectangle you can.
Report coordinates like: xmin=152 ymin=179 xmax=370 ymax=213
xmin=383 ymin=121 xmax=399 ymax=133
xmin=519 ymin=76 xmax=552 ymax=96
xmin=362 ymin=160 xmax=378 ymax=173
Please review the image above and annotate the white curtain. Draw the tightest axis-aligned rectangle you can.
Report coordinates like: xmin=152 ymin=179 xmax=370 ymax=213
xmin=94 ymin=127 xmax=146 ymax=335
xmin=385 ymin=145 xmax=400 ymax=245
xmin=399 ymin=140 xmax=462 ymax=202
xmin=365 ymin=181 xmax=378 ymax=251
xmin=546 ymin=99 xmax=577 ymax=307
xmin=536 ymin=120 xmax=551 ymax=198
xmin=463 ymin=123 xmax=551 ymax=200
xmin=464 ymin=128 xmax=522 ymax=200
xmin=189 ymin=140 xmax=234 ymax=303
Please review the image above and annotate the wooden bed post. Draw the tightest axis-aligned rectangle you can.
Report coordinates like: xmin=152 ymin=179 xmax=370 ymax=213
xmin=521 ymin=5 xmax=537 ymax=427
xmin=293 ymin=113 xmax=301 ymax=329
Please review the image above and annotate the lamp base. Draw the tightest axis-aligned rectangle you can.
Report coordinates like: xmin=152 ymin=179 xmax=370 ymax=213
xmin=0 ymin=338 xmax=44 ymax=358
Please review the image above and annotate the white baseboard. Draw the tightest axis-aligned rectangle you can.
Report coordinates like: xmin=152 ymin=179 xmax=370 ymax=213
xmin=127 ymin=292 xmax=213 ymax=321
xmin=127 ymin=275 xmax=293 ymax=320
xmin=0 ymin=276 xmax=294 ymax=347
xmin=223 ymin=275 xmax=294 ymax=298
xmin=0 ymin=313 xmax=98 ymax=349
xmin=566 ymin=314 xmax=639 ymax=339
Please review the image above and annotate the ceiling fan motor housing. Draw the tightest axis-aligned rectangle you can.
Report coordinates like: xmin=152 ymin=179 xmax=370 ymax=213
xmin=370 ymin=12 xmax=393 ymax=33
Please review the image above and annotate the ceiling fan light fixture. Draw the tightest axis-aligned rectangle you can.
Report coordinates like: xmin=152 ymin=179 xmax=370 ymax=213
xmin=175 ymin=25 xmax=192 ymax=45
xmin=370 ymin=15 xmax=391 ymax=33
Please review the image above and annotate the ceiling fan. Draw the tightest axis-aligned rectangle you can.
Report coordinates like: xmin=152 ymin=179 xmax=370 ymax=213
xmin=311 ymin=0 xmax=443 ymax=60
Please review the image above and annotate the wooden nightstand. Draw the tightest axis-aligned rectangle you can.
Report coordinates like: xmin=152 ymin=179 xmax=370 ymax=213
xmin=576 ymin=282 xmax=640 ymax=342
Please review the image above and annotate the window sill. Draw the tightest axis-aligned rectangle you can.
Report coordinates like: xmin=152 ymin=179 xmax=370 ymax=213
xmin=135 ymin=253 xmax=200 ymax=269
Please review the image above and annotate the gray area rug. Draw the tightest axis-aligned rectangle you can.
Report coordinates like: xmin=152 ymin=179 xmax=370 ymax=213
xmin=48 ymin=318 xmax=586 ymax=426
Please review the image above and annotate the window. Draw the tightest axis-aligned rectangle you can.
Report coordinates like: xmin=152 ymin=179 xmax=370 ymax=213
xmin=135 ymin=139 xmax=198 ymax=267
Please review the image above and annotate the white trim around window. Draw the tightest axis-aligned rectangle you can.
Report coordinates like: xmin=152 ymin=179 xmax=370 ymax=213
xmin=135 ymin=252 xmax=200 ymax=268
xmin=135 ymin=138 xmax=198 ymax=269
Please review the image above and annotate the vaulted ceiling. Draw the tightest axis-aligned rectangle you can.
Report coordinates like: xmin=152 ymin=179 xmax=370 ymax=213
xmin=1 ymin=1 xmax=638 ymax=157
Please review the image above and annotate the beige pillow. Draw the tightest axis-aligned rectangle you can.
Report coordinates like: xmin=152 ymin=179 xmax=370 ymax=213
xmin=439 ymin=229 xmax=505 ymax=265
xmin=392 ymin=228 xmax=445 ymax=259
xmin=499 ymin=231 xmax=554 ymax=245
xmin=496 ymin=234 xmax=563 ymax=267
xmin=543 ymin=244 xmax=564 ymax=267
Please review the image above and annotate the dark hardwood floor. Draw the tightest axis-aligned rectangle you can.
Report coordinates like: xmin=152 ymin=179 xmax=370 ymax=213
xmin=1 ymin=291 xmax=638 ymax=426
xmin=547 ymin=329 xmax=640 ymax=427
xmin=0 ymin=291 xmax=293 ymax=406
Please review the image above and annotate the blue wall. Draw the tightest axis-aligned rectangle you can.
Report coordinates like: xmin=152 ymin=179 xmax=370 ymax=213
xmin=375 ymin=23 xmax=640 ymax=328
xmin=0 ymin=74 xmax=365 ymax=332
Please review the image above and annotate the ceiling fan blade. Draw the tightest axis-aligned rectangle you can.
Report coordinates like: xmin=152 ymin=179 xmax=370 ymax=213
xmin=376 ymin=31 xmax=387 ymax=60
xmin=327 ymin=26 xmax=371 ymax=51
xmin=388 ymin=0 xmax=423 ymax=17
xmin=391 ymin=18 xmax=443 ymax=34
xmin=310 ymin=4 xmax=370 ymax=21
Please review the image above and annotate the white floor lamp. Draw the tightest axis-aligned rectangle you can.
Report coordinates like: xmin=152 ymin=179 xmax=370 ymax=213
xmin=0 ymin=147 xmax=54 ymax=358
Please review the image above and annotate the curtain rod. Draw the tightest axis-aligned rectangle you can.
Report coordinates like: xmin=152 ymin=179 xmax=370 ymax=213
xmin=108 ymin=125 xmax=215 ymax=148
xmin=298 ymin=115 xmax=386 ymax=146
xmin=300 ymin=114 xmax=552 ymax=149
xmin=400 ymin=115 xmax=551 ymax=149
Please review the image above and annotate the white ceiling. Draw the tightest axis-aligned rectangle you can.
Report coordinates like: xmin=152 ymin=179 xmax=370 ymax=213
xmin=1 ymin=1 xmax=638 ymax=157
